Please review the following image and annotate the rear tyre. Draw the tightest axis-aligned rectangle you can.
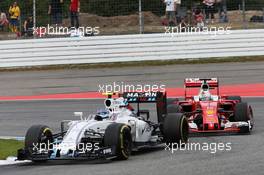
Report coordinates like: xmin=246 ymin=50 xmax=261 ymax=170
xmin=24 ymin=125 xmax=53 ymax=162
xmin=234 ymin=102 xmax=250 ymax=133
xmin=104 ymin=123 xmax=132 ymax=160
xmin=163 ymin=113 xmax=189 ymax=144
xmin=227 ymin=96 xmax=242 ymax=102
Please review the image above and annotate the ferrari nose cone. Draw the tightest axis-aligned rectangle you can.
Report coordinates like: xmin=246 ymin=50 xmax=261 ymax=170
xmin=208 ymin=123 xmax=215 ymax=130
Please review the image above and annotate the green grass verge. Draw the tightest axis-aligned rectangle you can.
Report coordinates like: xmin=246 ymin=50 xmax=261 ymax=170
xmin=0 ymin=139 xmax=24 ymax=160
xmin=0 ymin=55 xmax=264 ymax=72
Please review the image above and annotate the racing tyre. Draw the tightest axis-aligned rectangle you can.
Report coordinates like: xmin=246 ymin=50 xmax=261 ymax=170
xmin=167 ymin=104 xmax=182 ymax=114
xmin=104 ymin=123 xmax=132 ymax=160
xmin=227 ymin=96 xmax=242 ymax=102
xmin=163 ymin=113 xmax=189 ymax=144
xmin=234 ymin=102 xmax=250 ymax=133
xmin=234 ymin=102 xmax=249 ymax=122
xmin=24 ymin=125 xmax=53 ymax=162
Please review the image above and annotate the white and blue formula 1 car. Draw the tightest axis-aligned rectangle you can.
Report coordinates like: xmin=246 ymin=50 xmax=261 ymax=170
xmin=17 ymin=92 xmax=188 ymax=162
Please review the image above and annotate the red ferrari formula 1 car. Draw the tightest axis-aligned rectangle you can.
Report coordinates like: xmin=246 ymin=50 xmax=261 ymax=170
xmin=168 ymin=78 xmax=254 ymax=134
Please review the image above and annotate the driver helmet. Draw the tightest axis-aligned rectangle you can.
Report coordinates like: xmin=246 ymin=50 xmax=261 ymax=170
xmin=95 ymin=109 xmax=110 ymax=120
xmin=199 ymin=83 xmax=211 ymax=101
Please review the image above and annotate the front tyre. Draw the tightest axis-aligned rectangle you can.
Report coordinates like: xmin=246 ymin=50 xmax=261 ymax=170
xmin=234 ymin=102 xmax=249 ymax=122
xmin=234 ymin=102 xmax=251 ymax=133
xmin=104 ymin=123 xmax=132 ymax=160
xmin=24 ymin=125 xmax=53 ymax=162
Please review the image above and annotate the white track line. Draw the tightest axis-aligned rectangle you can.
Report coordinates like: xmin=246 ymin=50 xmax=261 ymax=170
xmin=0 ymin=136 xmax=25 ymax=141
xmin=0 ymin=157 xmax=31 ymax=166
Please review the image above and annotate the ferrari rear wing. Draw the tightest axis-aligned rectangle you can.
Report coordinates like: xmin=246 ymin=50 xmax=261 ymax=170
xmin=184 ymin=78 xmax=219 ymax=98
xmin=184 ymin=78 xmax=219 ymax=88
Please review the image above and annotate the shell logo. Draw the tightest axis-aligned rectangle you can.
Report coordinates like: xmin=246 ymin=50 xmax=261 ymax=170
xmin=207 ymin=109 xmax=214 ymax=115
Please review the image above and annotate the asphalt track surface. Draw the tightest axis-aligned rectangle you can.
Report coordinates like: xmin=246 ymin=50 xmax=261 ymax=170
xmin=0 ymin=98 xmax=264 ymax=175
xmin=0 ymin=61 xmax=264 ymax=96
xmin=0 ymin=62 xmax=264 ymax=175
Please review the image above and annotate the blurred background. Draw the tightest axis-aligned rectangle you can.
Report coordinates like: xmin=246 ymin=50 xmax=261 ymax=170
xmin=0 ymin=0 xmax=264 ymax=39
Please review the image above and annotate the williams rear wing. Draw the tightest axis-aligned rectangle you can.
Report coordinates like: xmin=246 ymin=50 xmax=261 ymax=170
xmin=122 ymin=92 xmax=165 ymax=103
xmin=122 ymin=92 xmax=167 ymax=123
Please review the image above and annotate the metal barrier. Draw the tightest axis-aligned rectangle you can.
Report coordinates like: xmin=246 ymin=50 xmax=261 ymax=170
xmin=0 ymin=29 xmax=264 ymax=68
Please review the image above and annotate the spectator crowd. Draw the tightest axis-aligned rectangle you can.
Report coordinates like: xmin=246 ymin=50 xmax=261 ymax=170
xmin=0 ymin=0 xmax=80 ymax=37
xmin=163 ymin=0 xmax=228 ymax=27
xmin=0 ymin=0 xmax=262 ymax=36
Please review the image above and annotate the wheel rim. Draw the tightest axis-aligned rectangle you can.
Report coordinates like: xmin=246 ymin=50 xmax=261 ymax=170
xmin=122 ymin=129 xmax=131 ymax=157
xmin=181 ymin=117 xmax=189 ymax=143
xmin=123 ymin=139 xmax=131 ymax=155
xmin=30 ymin=129 xmax=53 ymax=153
xmin=40 ymin=131 xmax=53 ymax=150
